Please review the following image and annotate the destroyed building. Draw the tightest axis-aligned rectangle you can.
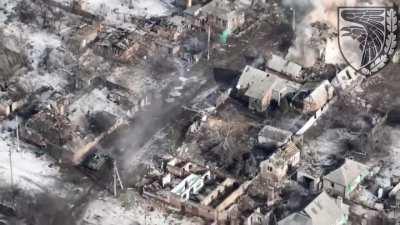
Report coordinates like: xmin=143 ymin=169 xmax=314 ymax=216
xmin=258 ymin=125 xmax=292 ymax=147
xmin=292 ymin=80 xmax=335 ymax=113
xmin=143 ymin=157 xmax=249 ymax=223
xmin=0 ymin=44 xmax=26 ymax=79
xmin=236 ymin=65 xmax=301 ymax=112
xmin=196 ymin=0 xmax=245 ymax=34
xmin=297 ymin=164 xmax=324 ymax=194
xmin=331 ymin=66 xmax=359 ymax=91
xmin=19 ymin=86 xmax=129 ymax=165
xmin=266 ymin=54 xmax=303 ymax=81
xmin=0 ymin=82 xmax=28 ymax=118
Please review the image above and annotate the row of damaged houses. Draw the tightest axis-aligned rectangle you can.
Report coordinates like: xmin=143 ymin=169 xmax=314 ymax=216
xmin=242 ymin=61 xmax=376 ymax=224
xmin=141 ymin=57 xmax=378 ymax=224
xmin=236 ymin=64 xmax=335 ymax=114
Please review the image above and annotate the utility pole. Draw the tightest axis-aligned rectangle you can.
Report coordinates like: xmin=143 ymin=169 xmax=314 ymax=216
xmin=114 ymin=160 xmax=124 ymax=190
xmin=9 ymin=143 xmax=14 ymax=190
xmin=113 ymin=167 xmax=117 ymax=197
xmin=290 ymin=7 xmax=296 ymax=32
xmin=113 ymin=160 xmax=124 ymax=196
xmin=207 ymin=24 xmax=211 ymax=61
xmin=9 ymin=118 xmax=18 ymax=191
xmin=16 ymin=117 xmax=20 ymax=153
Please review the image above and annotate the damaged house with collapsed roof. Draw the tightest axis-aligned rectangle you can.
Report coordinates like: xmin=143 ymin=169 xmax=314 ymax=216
xmin=143 ymin=157 xmax=253 ymax=224
xmin=331 ymin=66 xmax=359 ymax=90
xmin=20 ymin=107 xmax=126 ymax=165
xmin=277 ymin=191 xmax=349 ymax=225
xmin=259 ymin=141 xmax=301 ymax=206
xmin=20 ymin=85 xmax=132 ymax=165
xmin=297 ymin=163 xmax=324 ymax=194
xmin=236 ymin=65 xmax=301 ymax=112
xmin=0 ymin=82 xmax=28 ymax=118
xmin=292 ymin=80 xmax=335 ymax=113
xmin=323 ymin=159 xmax=370 ymax=199
xmin=0 ymin=44 xmax=26 ymax=80
xmin=0 ymin=44 xmax=28 ymax=118
xmin=258 ymin=125 xmax=293 ymax=148
xmin=266 ymin=54 xmax=304 ymax=81
xmin=194 ymin=0 xmax=245 ymax=34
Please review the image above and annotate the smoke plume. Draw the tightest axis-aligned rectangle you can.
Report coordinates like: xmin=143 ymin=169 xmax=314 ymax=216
xmin=283 ymin=0 xmax=391 ymax=67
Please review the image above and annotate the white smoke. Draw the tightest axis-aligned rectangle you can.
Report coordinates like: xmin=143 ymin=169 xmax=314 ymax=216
xmin=283 ymin=0 xmax=392 ymax=67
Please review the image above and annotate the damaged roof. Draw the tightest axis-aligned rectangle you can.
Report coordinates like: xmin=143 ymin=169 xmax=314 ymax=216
xmin=258 ymin=125 xmax=292 ymax=146
xmin=324 ymin=159 xmax=369 ymax=187
xmin=236 ymin=66 xmax=300 ymax=100
xmin=200 ymin=0 xmax=243 ymax=20
xmin=266 ymin=54 xmax=303 ymax=79
xmin=277 ymin=212 xmax=312 ymax=225
xmin=279 ymin=192 xmax=348 ymax=225
xmin=303 ymin=192 xmax=349 ymax=225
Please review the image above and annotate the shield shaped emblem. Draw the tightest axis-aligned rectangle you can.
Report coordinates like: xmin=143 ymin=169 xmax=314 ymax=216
xmin=338 ymin=7 xmax=398 ymax=76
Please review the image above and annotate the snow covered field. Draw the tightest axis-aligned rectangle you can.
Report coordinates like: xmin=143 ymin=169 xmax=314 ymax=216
xmin=78 ymin=193 xmax=204 ymax=225
xmin=0 ymin=122 xmax=90 ymax=200
xmin=52 ymin=0 xmax=173 ymax=29
xmin=80 ymin=0 xmax=172 ymax=18
xmin=0 ymin=130 xmax=60 ymax=193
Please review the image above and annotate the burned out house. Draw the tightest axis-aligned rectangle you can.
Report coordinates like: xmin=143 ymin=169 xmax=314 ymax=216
xmin=297 ymin=164 xmax=323 ymax=194
xmin=259 ymin=141 xmax=301 ymax=205
xmin=0 ymin=82 xmax=28 ymax=118
xmin=258 ymin=125 xmax=293 ymax=148
xmin=20 ymin=109 xmax=73 ymax=157
xmin=195 ymin=0 xmax=245 ymax=34
xmin=266 ymin=54 xmax=303 ymax=81
xmin=19 ymin=84 xmax=130 ymax=165
xmin=331 ymin=66 xmax=359 ymax=90
xmin=260 ymin=141 xmax=301 ymax=181
xmin=277 ymin=192 xmax=349 ymax=225
xmin=0 ymin=44 xmax=26 ymax=79
xmin=236 ymin=65 xmax=301 ymax=112
xmin=292 ymin=80 xmax=335 ymax=113
xmin=323 ymin=159 xmax=370 ymax=199
xmin=20 ymin=107 xmax=125 ymax=165
xmin=65 ymin=23 xmax=100 ymax=53
xmin=144 ymin=157 xmax=250 ymax=223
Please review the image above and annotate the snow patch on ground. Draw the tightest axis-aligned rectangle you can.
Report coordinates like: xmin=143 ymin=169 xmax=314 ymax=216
xmin=78 ymin=194 xmax=203 ymax=225
xmin=74 ymin=0 xmax=173 ymax=27
xmin=67 ymin=88 xmax=128 ymax=123
xmin=2 ymin=21 xmax=62 ymax=69
xmin=0 ymin=0 xmax=20 ymax=23
xmin=0 ymin=132 xmax=60 ymax=193
xmin=26 ymin=31 xmax=62 ymax=69
xmin=18 ymin=71 xmax=69 ymax=92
